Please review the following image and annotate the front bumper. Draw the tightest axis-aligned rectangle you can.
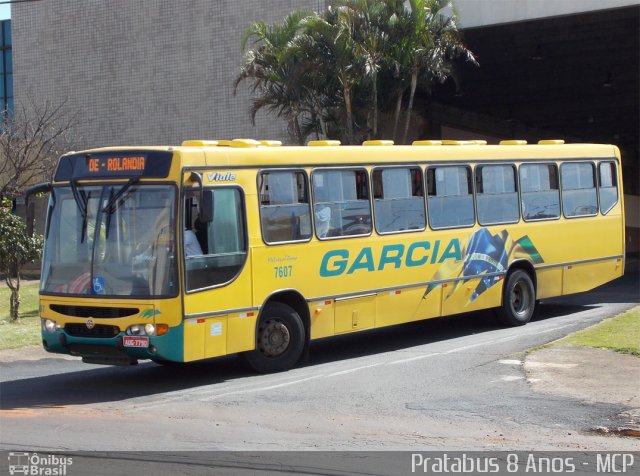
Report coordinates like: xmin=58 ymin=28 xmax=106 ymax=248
xmin=42 ymin=326 xmax=184 ymax=365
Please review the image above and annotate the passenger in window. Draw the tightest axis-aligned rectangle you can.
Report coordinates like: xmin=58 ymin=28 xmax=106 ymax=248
xmin=315 ymin=206 xmax=331 ymax=238
xmin=184 ymin=227 xmax=203 ymax=256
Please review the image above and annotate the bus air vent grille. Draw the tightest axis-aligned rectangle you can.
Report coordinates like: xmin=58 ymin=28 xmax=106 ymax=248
xmin=65 ymin=324 xmax=120 ymax=338
xmin=50 ymin=305 xmax=139 ymax=319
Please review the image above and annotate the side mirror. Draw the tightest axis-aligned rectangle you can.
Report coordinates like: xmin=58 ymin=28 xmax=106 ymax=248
xmin=188 ymin=172 xmax=213 ymax=223
xmin=200 ymin=189 xmax=214 ymax=223
xmin=25 ymin=182 xmax=52 ymax=236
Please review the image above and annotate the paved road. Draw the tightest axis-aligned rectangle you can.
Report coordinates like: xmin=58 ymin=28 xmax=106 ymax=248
xmin=1 ymin=269 xmax=638 ymax=456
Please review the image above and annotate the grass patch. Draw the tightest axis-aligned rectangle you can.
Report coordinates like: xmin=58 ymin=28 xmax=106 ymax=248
xmin=557 ymin=306 xmax=640 ymax=357
xmin=0 ymin=283 xmax=42 ymax=350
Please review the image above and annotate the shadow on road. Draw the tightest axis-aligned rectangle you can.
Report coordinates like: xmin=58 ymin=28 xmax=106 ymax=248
xmin=0 ymin=269 xmax=636 ymax=410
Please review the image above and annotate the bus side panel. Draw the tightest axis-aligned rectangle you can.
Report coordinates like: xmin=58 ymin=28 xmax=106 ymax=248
xmin=310 ymin=299 xmax=335 ymax=339
xmin=335 ymin=295 xmax=375 ymax=334
xmin=378 ymin=286 xmax=441 ymax=326
xmin=183 ymin=318 xmax=205 ymax=362
xmin=559 ymin=214 xmax=624 ymax=295
xmin=441 ymin=276 xmax=503 ymax=317
xmin=227 ymin=312 xmax=258 ymax=353
xmin=536 ymin=267 xmax=563 ymax=299
xmin=563 ymin=259 xmax=623 ymax=295
xmin=205 ymin=316 xmax=228 ymax=358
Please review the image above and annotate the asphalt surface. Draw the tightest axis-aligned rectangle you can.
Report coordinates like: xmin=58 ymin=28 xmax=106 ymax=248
xmin=0 ymin=267 xmax=638 ymax=460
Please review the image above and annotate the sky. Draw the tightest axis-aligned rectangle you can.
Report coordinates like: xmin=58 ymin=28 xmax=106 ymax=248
xmin=0 ymin=5 xmax=9 ymax=21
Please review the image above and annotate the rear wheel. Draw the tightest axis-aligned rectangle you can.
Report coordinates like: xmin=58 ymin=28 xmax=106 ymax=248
xmin=243 ymin=302 xmax=305 ymax=373
xmin=496 ymin=269 xmax=536 ymax=326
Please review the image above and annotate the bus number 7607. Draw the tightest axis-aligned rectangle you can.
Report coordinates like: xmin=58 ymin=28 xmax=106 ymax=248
xmin=274 ymin=266 xmax=293 ymax=278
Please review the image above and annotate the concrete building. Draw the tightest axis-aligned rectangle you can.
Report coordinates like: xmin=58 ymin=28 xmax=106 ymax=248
xmin=13 ymin=0 xmax=325 ymax=147
xmin=0 ymin=19 xmax=11 ymax=112
xmin=12 ymin=0 xmax=640 ymax=251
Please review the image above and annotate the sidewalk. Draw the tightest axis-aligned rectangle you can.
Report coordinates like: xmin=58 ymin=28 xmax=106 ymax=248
xmin=525 ymin=345 xmax=640 ymax=437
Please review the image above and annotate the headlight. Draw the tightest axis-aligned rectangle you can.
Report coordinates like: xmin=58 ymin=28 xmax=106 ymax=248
xmin=42 ymin=319 xmax=59 ymax=332
xmin=127 ymin=324 xmax=144 ymax=336
xmin=126 ymin=323 xmax=168 ymax=336
xmin=127 ymin=324 xmax=158 ymax=336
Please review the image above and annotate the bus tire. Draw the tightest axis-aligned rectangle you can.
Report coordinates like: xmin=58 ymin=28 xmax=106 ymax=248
xmin=496 ymin=269 xmax=536 ymax=327
xmin=243 ymin=302 xmax=305 ymax=373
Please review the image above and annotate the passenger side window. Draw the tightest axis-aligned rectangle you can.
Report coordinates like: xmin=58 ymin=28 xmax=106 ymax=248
xmin=520 ymin=164 xmax=560 ymax=220
xmin=598 ymin=162 xmax=618 ymax=215
xmin=427 ymin=166 xmax=475 ymax=229
xmin=259 ymin=171 xmax=312 ymax=243
xmin=561 ymin=162 xmax=598 ymax=217
xmin=373 ymin=167 xmax=425 ymax=233
xmin=476 ymin=164 xmax=519 ymax=225
xmin=185 ymin=188 xmax=247 ymax=291
xmin=312 ymin=169 xmax=372 ymax=238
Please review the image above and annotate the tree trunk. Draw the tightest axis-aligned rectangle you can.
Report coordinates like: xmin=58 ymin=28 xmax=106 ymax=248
xmin=402 ymin=70 xmax=418 ymax=145
xmin=343 ymin=84 xmax=354 ymax=144
xmin=292 ymin=116 xmax=304 ymax=145
xmin=372 ymin=70 xmax=378 ymax=139
xmin=392 ymin=90 xmax=403 ymax=143
xmin=6 ymin=272 xmax=20 ymax=321
xmin=316 ymin=102 xmax=328 ymax=137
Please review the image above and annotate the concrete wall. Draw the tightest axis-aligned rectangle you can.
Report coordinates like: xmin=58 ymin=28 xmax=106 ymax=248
xmin=455 ymin=0 xmax=640 ymax=27
xmin=625 ymin=194 xmax=640 ymax=253
xmin=13 ymin=0 xmax=325 ymax=148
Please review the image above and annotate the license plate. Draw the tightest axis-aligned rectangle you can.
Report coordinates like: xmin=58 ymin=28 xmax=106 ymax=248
xmin=123 ymin=336 xmax=149 ymax=348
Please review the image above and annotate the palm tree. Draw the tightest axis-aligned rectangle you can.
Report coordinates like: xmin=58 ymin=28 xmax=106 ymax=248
xmin=400 ymin=0 xmax=477 ymax=144
xmin=383 ymin=1 xmax=413 ymax=141
xmin=235 ymin=1 xmax=475 ymax=145
xmin=304 ymin=7 xmax=365 ymax=144
xmin=343 ymin=0 xmax=391 ymax=138
xmin=289 ymin=22 xmax=341 ymax=139
xmin=235 ymin=11 xmax=312 ymax=144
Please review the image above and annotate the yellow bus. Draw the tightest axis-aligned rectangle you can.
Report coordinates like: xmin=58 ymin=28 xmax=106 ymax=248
xmin=26 ymin=138 xmax=625 ymax=372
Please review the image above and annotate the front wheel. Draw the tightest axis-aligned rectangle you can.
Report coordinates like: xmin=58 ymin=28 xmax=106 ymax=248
xmin=243 ymin=302 xmax=305 ymax=373
xmin=496 ymin=269 xmax=536 ymax=326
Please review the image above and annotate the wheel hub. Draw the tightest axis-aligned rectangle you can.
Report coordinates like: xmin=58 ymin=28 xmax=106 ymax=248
xmin=258 ymin=319 xmax=290 ymax=357
xmin=511 ymin=282 xmax=529 ymax=315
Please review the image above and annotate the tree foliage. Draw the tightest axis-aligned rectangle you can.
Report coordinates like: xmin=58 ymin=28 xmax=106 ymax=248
xmin=0 ymin=198 xmax=43 ymax=321
xmin=0 ymin=99 xmax=79 ymax=201
xmin=0 ymin=99 xmax=77 ymax=320
xmin=236 ymin=0 xmax=476 ymax=144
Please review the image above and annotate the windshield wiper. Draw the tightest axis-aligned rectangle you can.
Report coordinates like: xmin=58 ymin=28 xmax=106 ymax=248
xmin=102 ymin=178 xmax=139 ymax=215
xmin=44 ymin=188 xmax=57 ymax=239
xmin=70 ymin=179 xmax=89 ymax=243
xmin=102 ymin=178 xmax=139 ymax=238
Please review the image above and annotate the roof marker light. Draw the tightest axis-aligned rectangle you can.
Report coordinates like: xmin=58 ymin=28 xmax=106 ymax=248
xmin=500 ymin=140 xmax=528 ymax=145
xmin=412 ymin=140 xmax=442 ymax=146
xmin=362 ymin=140 xmax=394 ymax=146
xmin=442 ymin=140 xmax=486 ymax=146
xmin=307 ymin=140 xmax=341 ymax=146
xmin=230 ymin=139 xmax=261 ymax=148
xmin=538 ymin=139 xmax=565 ymax=145
xmin=181 ymin=140 xmax=219 ymax=147
xmin=259 ymin=140 xmax=282 ymax=147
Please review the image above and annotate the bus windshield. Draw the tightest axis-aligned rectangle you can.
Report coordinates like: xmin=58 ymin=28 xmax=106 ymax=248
xmin=40 ymin=184 xmax=177 ymax=297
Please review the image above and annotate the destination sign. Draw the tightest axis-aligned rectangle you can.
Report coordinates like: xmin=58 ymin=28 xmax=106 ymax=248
xmin=54 ymin=151 xmax=173 ymax=181
xmin=87 ymin=156 xmax=146 ymax=174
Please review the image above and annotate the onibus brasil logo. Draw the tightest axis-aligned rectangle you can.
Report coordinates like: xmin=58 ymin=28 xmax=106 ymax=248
xmin=8 ymin=452 xmax=73 ymax=475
